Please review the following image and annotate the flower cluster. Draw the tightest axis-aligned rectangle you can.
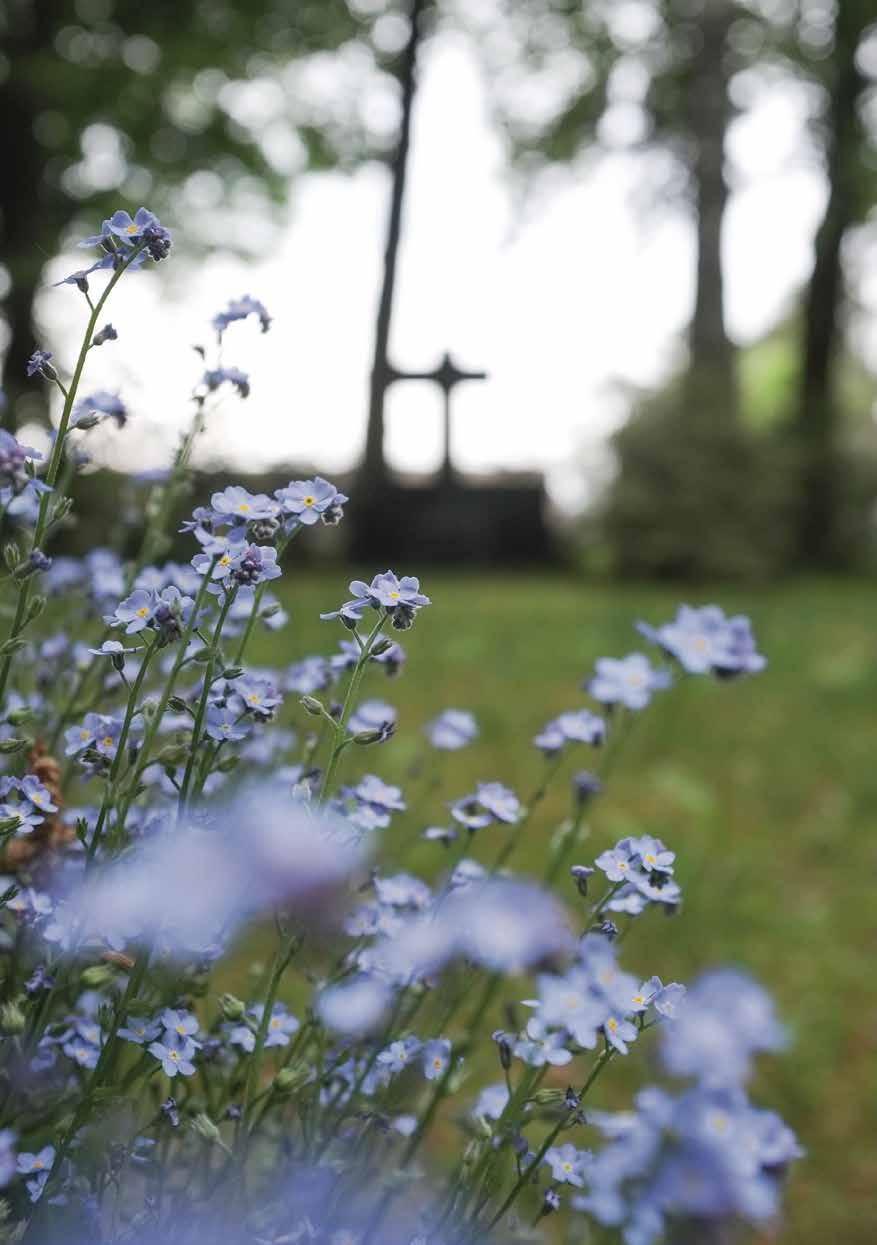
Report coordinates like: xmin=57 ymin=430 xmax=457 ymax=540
xmin=0 ymin=206 xmax=800 ymax=1245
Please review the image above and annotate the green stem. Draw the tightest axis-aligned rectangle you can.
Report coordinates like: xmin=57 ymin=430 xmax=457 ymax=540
xmin=0 ymin=250 xmax=138 ymax=708
xmin=483 ymin=1049 xmax=614 ymax=1233
xmin=177 ymin=587 xmax=237 ymax=815
xmin=86 ymin=635 xmax=158 ymax=865
xmin=318 ymin=615 xmax=384 ymax=803
xmin=114 ymin=559 xmax=218 ymax=834
xmin=236 ymin=928 xmax=301 ymax=1164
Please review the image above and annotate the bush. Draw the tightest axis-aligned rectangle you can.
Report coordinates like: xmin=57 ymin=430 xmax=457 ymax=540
xmin=602 ymin=387 xmax=798 ymax=581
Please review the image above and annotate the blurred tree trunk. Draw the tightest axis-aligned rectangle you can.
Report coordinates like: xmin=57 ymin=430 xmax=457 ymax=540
xmin=0 ymin=6 xmax=59 ymax=432
xmin=359 ymin=0 xmax=428 ymax=495
xmin=796 ymin=5 xmax=866 ymax=565
xmin=680 ymin=0 xmax=737 ymax=423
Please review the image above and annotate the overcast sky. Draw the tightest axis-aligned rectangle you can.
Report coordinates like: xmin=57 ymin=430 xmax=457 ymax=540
xmin=33 ymin=28 xmax=842 ymax=510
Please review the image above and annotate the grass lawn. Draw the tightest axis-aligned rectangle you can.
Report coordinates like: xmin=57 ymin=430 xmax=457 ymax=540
xmin=242 ymin=571 xmax=876 ymax=1242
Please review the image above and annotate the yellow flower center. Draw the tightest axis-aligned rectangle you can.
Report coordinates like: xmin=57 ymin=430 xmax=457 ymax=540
xmin=607 ymin=1017 xmax=618 ymax=1032
xmin=238 ymin=502 xmax=250 ymax=512
xmin=126 ymin=223 xmax=139 ymax=234
xmin=219 ymin=555 xmax=231 ymax=567
xmin=136 ymin=606 xmax=149 ymax=618
xmin=102 ymin=736 xmax=114 ymax=749
xmin=303 ymin=495 xmax=315 ymax=507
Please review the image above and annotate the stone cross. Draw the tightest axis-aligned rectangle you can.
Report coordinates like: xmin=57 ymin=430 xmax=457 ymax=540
xmin=382 ymin=351 xmax=488 ymax=484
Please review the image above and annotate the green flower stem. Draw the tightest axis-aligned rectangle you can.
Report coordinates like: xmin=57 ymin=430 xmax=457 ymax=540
xmin=318 ymin=615 xmax=384 ymax=804
xmin=399 ymin=970 xmax=502 ymax=1170
xmin=235 ymin=927 xmax=302 ymax=1165
xmin=483 ymin=1048 xmax=615 ymax=1233
xmin=0 ymin=251 xmax=137 ymax=710
xmin=114 ymin=558 xmax=218 ymax=835
xmin=490 ymin=754 xmax=565 ymax=874
xmin=177 ymin=586 xmax=237 ymax=815
xmin=23 ymin=949 xmax=153 ymax=1238
xmin=86 ymin=634 xmax=159 ymax=866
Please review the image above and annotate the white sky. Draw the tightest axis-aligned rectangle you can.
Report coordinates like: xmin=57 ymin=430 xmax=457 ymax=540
xmin=33 ymin=30 xmax=836 ymax=511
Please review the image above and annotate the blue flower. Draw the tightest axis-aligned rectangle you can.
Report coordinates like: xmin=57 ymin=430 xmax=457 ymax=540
xmin=316 ymin=976 xmax=392 ymax=1037
xmin=81 ymin=208 xmax=172 ymax=262
xmin=349 ymin=699 xmax=397 ymax=739
xmin=353 ymin=774 xmax=406 ymax=814
xmin=276 ymin=477 xmax=348 ymax=527
xmin=377 ymin=1036 xmax=421 ymax=1074
xmin=202 ymin=366 xmax=250 ymax=398
xmin=228 ymin=674 xmax=282 ymax=719
xmin=603 ymin=1013 xmax=638 ymax=1054
xmin=229 ymin=544 xmax=281 ymax=588
xmin=62 ymin=1036 xmax=101 ymax=1069
xmin=586 ymin=654 xmax=672 ymax=710
xmin=20 ymin=776 xmax=57 ymax=815
xmin=104 ymin=588 xmax=155 ymax=634
xmin=322 ymin=571 xmax=430 ymax=630
xmin=425 ymin=708 xmax=478 ymax=750
xmin=472 ymin=1083 xmax=509 ymax=1120
xmin=253 ymin=1002 xmax=300 ymax=1048
xmin=660 ymin=970 xmax=786 ymax=1088
xmin=71 ymin=390 xmax=127 ymax=429
xmin=422 ymin=1038 xmax=452 ymax=1081
xmin=451 ymin=781 xmax=522 ymax=830
xmin=205 ymin=705 xmax=249 ymax=743
xmin=535 ymin=709 xmax=606 ymax=754
xmin=211 ymin=486 xmax=277 ymax=524
xmin=638 ymin=605 xmax=766 ymax=678
xmin=514 ymin=1017 xmax=573 ymax=1067
xmin=160 ymin=1008 xmax=201 ymax=1044
xmin=16 ymin=1146 xmax=55 ymax=1176
xmin=118 ymin=1016 xmax=162 ymax=1045
xmin=26 ymin=350 xmax=54 ymax=379
xmin=148 ymin=1036 xmax=197 ymax=1078
xmin=212 ymin=294 xmax=271 ymax=336
xmin=545 ymin=1142 xmax=591 ymax=1187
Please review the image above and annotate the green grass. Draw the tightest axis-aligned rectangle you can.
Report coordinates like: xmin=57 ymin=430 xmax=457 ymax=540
xmin=243 ymin=571 xmax=877 ymax=1241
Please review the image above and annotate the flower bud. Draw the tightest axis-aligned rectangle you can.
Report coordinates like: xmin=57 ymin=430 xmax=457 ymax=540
xmin=191 ymin=1113 xmax=223 ymax=1146
xmin=0 ymin=814 xmax=22 ymax=835
xmin=492 ymin=1028 xmax=512 ymax=1071
xmin=221 ymin=667 xmax=244 ymax=681
xmin=5 ymin=706 xmax=33 ymax=726
xmin=219 ymin=993 xmax=246 ymax=1022
xmin=0 ymin=1001 xmax=26 ymax=1036
xmin=299 ymin=696 xmax=324 ymax=717
xmin=168 ymin=696 xmax=190 ymax=714
xmin=570 ymin=865 xmax=595 ymax=898
xmin=80 ymin=964 xmax=116 ymax=989
xmin=3 ymin=543 xmax=19 ymax=572
xmin=25 ymin=595 xmax=46 ymax=624
xmin=0 ymin=738 xmax=29 ymax=755
xmin=273 ymin=1064 xmax=309 ymax=1095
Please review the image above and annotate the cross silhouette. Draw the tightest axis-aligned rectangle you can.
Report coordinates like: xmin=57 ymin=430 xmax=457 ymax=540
xmin=381 ymin=351 xmax=488 ymax=485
